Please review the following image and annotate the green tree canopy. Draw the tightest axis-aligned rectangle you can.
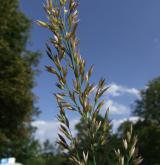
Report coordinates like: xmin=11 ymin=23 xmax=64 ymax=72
xmin=0 ymin=0 xmax=40 ymax=163
xmin=118 ymin=77 xmax=160 ymax=165
xmin=134 ymin=77 xmax=160 ymax=124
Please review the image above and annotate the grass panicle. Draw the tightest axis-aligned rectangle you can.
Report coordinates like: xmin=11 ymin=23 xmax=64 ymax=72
xmin=115 ymin=125 xmax=143 ymax=165
xmin=37 ymin=0 xmax=142 ymax=164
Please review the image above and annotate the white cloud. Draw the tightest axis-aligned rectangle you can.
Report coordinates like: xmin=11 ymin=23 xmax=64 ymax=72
xmin=32 ymin=120 xmax=59 ymax=143
xmin=104 ymin=99 xmax=130 ymax=115
xmin=111 ymin=116 xmax=140 ymax=133
xmin=107 ymin=83 xmax=140 ymax=97
xmin=32 ymin=118 xmax=79 ymax=143
xmin=33 ymin=116 xmax=140 ymax=143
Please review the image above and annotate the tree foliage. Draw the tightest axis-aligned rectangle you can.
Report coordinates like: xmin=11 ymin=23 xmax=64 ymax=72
xmin=134 ymin=77 xmax=160 ymax=124
xmin=0 ymin=0 xmax=40 ymax=162
xmin=118 ymin=77 xmax=160 ymax=165
xmin=25 ymin=140 xmax=65 ymax=165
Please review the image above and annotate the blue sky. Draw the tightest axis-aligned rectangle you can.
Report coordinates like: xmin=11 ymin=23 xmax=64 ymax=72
xmin=20 ymin=0 xmax=160 ymax=142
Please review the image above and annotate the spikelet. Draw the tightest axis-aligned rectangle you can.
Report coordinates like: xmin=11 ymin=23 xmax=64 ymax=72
xmin=115 ymin=125 xmax=143 ymax=165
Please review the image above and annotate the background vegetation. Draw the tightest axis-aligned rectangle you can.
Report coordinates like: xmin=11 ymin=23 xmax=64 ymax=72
xmin=0 ymin=0 xmax=40 ymax=163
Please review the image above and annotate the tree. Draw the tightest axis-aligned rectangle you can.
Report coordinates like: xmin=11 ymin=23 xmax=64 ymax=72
xmin=133 ymin=77 xmax=160 ymax=165
xmin=134 ymin=77 xmax=160 ymax=124
xmin=118 ymin=77 xmax=160 ymax=165
xmin=25 ymin=140 xmax=65 ymax=165
xmin=134 ymin=121 xmax=160 ymax=165
xmin=0 ymin=0 xmax=40 ymax=163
